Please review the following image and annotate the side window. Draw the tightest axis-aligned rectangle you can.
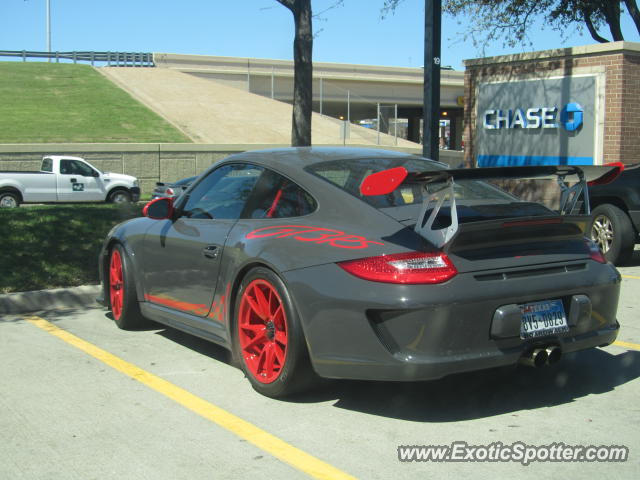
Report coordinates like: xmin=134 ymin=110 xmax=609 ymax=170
xmin=71 ymin=160 xmax=94 ymax=177
xmin=243 ymin=169 xmax=317 ymax=219
xmin=41 ymin=158 xmax=53 ymax=172
xmin=182 ymin=164 xmax=263 ymax=220
xmin=60 ymin=159 xmax=93 ymax=176
xmin=60 ymin=160 xmax=93 ymax=177
xmin=60 ymin=160 xmax=72 ymax=175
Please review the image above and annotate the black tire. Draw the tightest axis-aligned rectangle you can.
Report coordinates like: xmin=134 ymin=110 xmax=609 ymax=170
xmin=233 ymin=267 xmax=317 ymax=398
xmin=108 ymin=244 xmax=147 ymax=329
xmin=0 ymin=191 xmax=20 ymax=208
xmin=108 ymin=189 xmax=132 ymax=204
xmin=589 ymin=204 xmax=635 ymax=265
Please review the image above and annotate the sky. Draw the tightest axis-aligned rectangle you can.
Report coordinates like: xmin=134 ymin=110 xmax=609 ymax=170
xmin=1 ymin=0 xmax=639 ymax=71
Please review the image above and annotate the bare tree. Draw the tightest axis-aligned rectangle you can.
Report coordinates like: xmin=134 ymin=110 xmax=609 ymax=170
xmin=276 ymin=0 xmax=313 ymax=147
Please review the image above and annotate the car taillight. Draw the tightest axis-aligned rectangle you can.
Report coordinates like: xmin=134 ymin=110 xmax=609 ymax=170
xmin=166 ymin=188 xmax=175 ymax=196
xmin=585 ymin=239 xmax=607 ymax=264
xmin=337 ymin=252 xmax=457 ymax=284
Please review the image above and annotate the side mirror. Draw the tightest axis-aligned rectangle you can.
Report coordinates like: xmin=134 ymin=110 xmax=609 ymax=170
xmin=92 ymin=170 xmax=100 ymax=178
xmin=143 ymin=197 xmax=175 ymax=220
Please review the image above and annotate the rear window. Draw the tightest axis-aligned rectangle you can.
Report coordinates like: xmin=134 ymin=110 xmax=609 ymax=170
xmin=305 ymin=157 xmax=515 ymax=210
xmin=41 ymin=158 xmax=53 ymax=172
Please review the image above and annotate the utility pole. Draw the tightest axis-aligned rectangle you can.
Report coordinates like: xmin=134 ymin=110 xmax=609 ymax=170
xmin=46 ymin=0 xmax=52 ymax=54
xmin=423 ymin=0 xmax=441 ymax=161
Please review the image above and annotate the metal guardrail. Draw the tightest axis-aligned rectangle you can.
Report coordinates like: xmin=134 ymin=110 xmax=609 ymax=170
xmin=0 ymin=50 xmax=154 ymax=67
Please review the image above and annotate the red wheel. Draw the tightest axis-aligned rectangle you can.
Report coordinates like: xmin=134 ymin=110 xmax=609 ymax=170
xmin=108 ymin=244 xmax=145 ymax=330
xmin=109 ymin=249 xmax=124 ymax=321
xmin=238 ymin=279 xmax=288 ymax=384
xmin=233 ymin=267 xmax=317 ymax=397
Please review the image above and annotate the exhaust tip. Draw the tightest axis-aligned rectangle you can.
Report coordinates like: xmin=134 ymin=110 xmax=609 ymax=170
xmin=519 ymin=348 xmax=549 ymax=368
xmin=546 ymin=346 xmax=562 ymax=365
xmin=532 ymin=348 xmax=548 ymax=368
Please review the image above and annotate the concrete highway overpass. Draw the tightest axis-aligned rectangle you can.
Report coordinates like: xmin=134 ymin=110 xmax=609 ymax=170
xmin=153 ymin=53 xmax=465 ymax=150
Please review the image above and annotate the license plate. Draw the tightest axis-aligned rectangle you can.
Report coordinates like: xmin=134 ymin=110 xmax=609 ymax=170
xmin=519 ymin=299 xmax=569 ymax=339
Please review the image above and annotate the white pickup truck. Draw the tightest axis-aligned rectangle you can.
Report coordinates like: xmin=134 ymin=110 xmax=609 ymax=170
xmin=0 ymin=156 xmax=140 ymax=208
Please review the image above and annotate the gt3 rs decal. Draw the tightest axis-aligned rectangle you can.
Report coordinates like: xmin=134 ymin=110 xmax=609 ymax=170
xmin=246 ymin=225 xmax=384 ymax=249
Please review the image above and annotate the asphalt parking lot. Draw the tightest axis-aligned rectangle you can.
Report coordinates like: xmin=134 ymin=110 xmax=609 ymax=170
xmin=1 ymin=257 xmax=639 ymax=479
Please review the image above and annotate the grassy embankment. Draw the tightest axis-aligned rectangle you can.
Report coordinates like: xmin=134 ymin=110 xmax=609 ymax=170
xmin=0 ymin=62 xmax=190 ymax=143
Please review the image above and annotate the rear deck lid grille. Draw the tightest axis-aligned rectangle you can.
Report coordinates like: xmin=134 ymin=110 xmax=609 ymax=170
xmin=474 ymin=263 xmax=586 ymax=281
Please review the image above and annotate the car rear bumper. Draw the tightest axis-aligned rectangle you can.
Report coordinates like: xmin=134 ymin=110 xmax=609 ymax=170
xmin=314 ymin=322 xmax=619 ymax=381
xmin=284 ymin=259 xmax=621 ymax=381
xmin=307 ymin=322 xmax=619 ymax=382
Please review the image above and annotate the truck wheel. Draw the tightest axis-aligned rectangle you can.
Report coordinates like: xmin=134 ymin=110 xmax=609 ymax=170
xmin=0 ymin=192 xmax=20 ymax=208
xmin=108 ymin=190 xmax=132 ymax=204
xmin=589 ymin=204 xmax=635 ymax=265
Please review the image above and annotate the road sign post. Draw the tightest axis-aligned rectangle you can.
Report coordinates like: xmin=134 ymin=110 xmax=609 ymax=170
xmin=423 ymin=0 xmax=441 ymax=161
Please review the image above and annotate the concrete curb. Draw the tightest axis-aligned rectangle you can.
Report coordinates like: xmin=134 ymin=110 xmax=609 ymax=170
xmin=0 ymin=285 xmax=102 ymax=315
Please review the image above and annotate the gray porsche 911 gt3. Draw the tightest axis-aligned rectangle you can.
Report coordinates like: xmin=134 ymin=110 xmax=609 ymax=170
xmin=98 ymin=147 xmax=621 ymax=398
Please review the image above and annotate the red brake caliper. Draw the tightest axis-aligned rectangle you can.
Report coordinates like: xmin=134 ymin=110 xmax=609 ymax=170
xmin=109 ymin=250 xmax=124 ymax=320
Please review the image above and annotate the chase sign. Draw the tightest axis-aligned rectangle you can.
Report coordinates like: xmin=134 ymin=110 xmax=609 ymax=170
xmin=476 ymin=76 xmax=600 ymax=167
xmin=483 ymin=103 xmax=583 ymax=131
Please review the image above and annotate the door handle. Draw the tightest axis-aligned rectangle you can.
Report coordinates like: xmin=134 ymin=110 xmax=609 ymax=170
xmin=70 ymin=178 xmax=77 ymax=183
xmin=202 ymin=245 xmax=219 ymax=259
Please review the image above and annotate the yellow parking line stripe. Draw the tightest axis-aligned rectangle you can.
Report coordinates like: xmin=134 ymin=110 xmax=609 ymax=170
xmin=613 ymin=340 xmax=640 ymax=351
xmin=622 ymin=275 xmax=640 ymax=280
xmin=25 ymin=316 xmax=356 ymax=480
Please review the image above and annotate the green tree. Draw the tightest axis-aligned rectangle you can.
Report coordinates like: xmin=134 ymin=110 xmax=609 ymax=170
xmin=276 ymin=0 xmax=313 ymax=147
xmin=382 ymin=0 xmax=640 ymax=47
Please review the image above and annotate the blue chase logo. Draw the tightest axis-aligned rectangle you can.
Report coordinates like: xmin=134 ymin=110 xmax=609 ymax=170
xmin=483 ymin=103 xmax=583 ymax=132
xmin=559 ymin=102 xmax=583 ymax=132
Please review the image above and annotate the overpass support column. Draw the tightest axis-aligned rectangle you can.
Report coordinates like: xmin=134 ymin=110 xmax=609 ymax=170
xmin=450 ymin=110 xmax=463 ymax=151
xmin=378 ymin=106 xmax=391 ymax=134
xmin=407 ymin=115 xmax=422 ymax=144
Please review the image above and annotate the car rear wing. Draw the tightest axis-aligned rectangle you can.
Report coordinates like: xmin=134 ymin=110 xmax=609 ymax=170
xmin=360 ymin=164 xmax=623 ymax=248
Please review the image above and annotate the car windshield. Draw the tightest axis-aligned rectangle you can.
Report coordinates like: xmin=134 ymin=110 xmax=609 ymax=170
xmin=305 ymin=156 xmax=516 ymax=210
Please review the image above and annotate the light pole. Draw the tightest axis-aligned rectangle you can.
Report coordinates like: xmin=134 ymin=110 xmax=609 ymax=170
xmin=46 ymin=0 xmax=51 ymax=54
xmin=423 ymin=0 xmax=441 ymax=161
